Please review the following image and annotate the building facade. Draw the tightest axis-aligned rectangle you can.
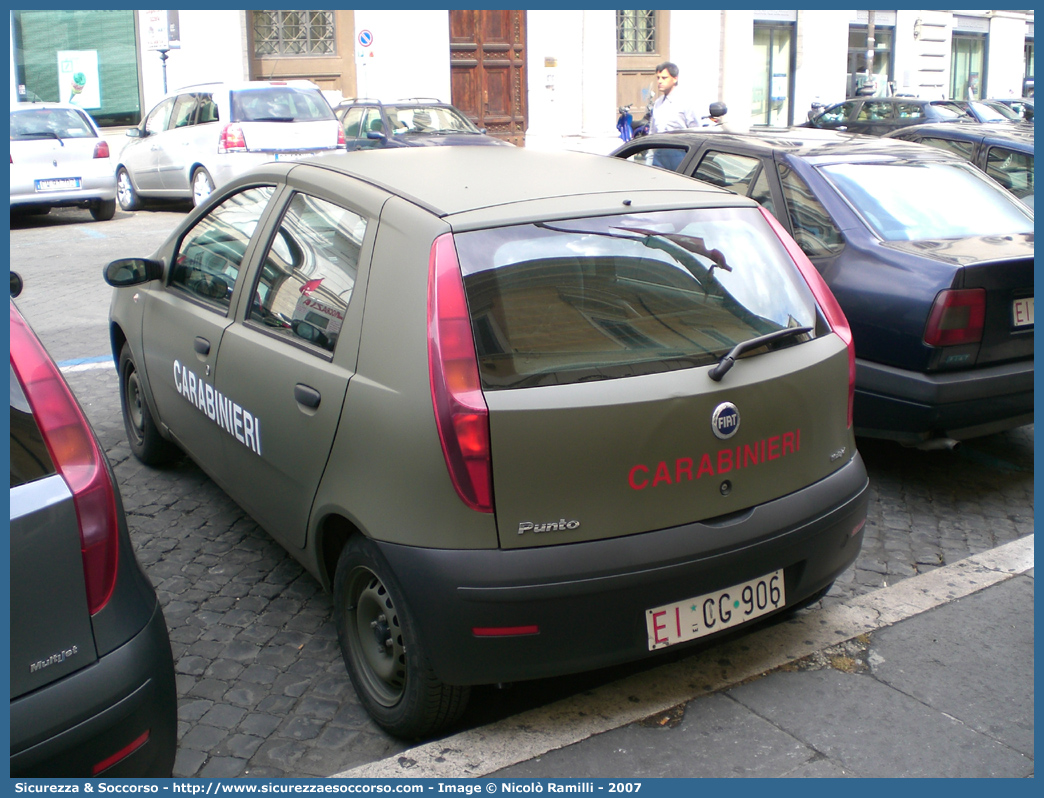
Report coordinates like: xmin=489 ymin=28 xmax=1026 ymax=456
xmin=9 ymin=9 xmax=1034 ymax=155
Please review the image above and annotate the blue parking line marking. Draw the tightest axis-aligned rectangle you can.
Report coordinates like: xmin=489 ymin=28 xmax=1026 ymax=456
xmin=79 ymin=227 xmax=107 ymax=239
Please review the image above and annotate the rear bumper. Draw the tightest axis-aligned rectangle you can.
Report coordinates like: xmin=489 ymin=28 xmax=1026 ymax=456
xmin=10 ymin=172 xmax=117 ymax=207
xmin=854 ymin=357 xmax=1034 ymax=442
xmin=10 ymin=602 xmax=178 ymax=778
xmin=377 ymin=454 xmax=869 ymax=686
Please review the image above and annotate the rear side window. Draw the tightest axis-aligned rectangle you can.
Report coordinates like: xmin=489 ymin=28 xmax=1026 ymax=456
xmin=231 ymin=88 xmax=335 ymax=122
xmin=453 ymin=208 xmax=819 ymax=389
xmin=895 ymin=103 xmax=925 ymax=120
xmin=171 ymin=186 xmax=276 ymax=311
xmin=777 ymin=163 xmax=845 ymax=257
xmin=248 ymin=193 xmax=367 ymax=354
xmin=917 ymin=136 xmax=975 ymax=160
xmin=10 ymin=366 xmax=55 ymax=488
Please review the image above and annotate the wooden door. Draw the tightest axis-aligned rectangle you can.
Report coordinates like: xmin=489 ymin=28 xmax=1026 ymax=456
xmin=450 ymin=10 xmax=527 ymax=146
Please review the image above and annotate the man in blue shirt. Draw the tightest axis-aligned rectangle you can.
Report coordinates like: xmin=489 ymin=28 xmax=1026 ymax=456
xmin=650 ymin=62 xmax=700 ymax=169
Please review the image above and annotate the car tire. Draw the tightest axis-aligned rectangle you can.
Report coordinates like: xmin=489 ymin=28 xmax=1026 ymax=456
xmin=90 ymin=198 xmax=117 ymax=221
xmin=333 ymin=536 xmax=469 ymax=739
xmin=191 ymin=167 xmax=214 ymax=208
xmin=119 ymin=343 xmax=179 ymax=466
xmin=116 ymin=167 xmax=142 ymax=211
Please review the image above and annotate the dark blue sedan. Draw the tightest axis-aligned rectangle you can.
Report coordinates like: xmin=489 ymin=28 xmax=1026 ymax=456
xmin=613 ymin=129 xmax=1033 ymax=447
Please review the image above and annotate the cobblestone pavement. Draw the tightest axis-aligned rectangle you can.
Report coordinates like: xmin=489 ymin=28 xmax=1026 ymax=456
xmin=11 ymin=208 xmax=1035 ymax=778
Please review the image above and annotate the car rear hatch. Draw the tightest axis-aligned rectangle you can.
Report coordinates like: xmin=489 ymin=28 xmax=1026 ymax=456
xmin=229 ymin=86 xmax=340 ymax=152
xmin=447 ymin=206 xmax=856 ymax=550
xmin=9 ymin=365 xmax=99 ymax=699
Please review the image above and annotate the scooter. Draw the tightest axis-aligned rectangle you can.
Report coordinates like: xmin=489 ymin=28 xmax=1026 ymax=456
xmin=617 ymin=103 xmax=651 ymax=140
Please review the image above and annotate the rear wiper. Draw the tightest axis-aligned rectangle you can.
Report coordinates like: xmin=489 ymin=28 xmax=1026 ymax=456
xmin=708 ymin=326 xmax=812 ymax=382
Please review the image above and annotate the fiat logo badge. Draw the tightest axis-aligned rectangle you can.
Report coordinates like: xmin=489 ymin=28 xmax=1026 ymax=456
xmin=711 ymin=402 xmax=740 ymax=440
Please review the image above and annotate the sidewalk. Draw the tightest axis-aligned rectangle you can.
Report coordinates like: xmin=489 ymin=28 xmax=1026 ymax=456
xmin=336 ymin=536 xmax=1034 ymax=779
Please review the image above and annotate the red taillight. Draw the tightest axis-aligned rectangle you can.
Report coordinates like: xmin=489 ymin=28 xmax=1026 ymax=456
xmin=91 ymin=731 xmax=150 ymax=775
xmin=10 ymin=304 xmax=119 ymax=614
xmin=760 ymin=207 xmax=856 ymax=428
xmin=93 ymin=140 xmax=110 ymax=159
xmin=427 ymin=233 xmax=493 ymax=513
xmin=337 ymin=126 xmax=346 ymax=147
xmin=923 ymin=288 xmax=986 ymax=347
xmin=219 ymin=123 xmax=247 ymax=153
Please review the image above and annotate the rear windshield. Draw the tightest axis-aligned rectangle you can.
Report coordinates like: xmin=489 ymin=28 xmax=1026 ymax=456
xmin=454 ymin=208 xmax=820 ymax=389
xmin=820 ymin=160 xmax=1034 ymax=241
xmin=10 ymin=108 xmax=96 ymax=140
xmin=231 ymin=88 xmax=335 ymax=123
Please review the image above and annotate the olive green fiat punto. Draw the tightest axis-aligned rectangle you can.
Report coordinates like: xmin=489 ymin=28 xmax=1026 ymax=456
xmin=105 ymin=147 xmax=868 ymax=738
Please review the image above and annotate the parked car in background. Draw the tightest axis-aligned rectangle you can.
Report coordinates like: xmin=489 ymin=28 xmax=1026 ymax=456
xmin=989 ymin=97 xmax=1034 ymax=121
xmin=613 ymin=129 xmax=1034 ymax=447
xmin=954 ymin=99 xmax=1026 ymax=124
xmin=10 ymin=274 xmax=177 ymax=777
xmin=886 ymin=122 xmax=1034 ymax=209
xmin=105 ymin=147 xmax=867 ymax=738
xmin=335 ymin=98 xmax=511 ymax=150
xmin=116 ymin=80 xmax=344 ymax=210
xmin=10 ymin=102 xmax=117 ymax=221
xmin=803 ymin=97 xmax=974 ymax=136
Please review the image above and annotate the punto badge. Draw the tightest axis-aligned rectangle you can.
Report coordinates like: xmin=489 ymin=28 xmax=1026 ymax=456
xmin=711 ymin=402 xmax=740 ymax=440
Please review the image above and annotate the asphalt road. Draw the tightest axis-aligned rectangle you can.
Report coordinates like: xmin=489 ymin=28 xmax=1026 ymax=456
xmin=9 ymin=205 xmax=1035 ymax=778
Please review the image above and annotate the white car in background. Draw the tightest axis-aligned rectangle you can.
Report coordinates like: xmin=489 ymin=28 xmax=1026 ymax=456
xmin=115 ymin=80 xmax=345 ymax=210
xmin=10 ymin=102 xmax=117 ymax=221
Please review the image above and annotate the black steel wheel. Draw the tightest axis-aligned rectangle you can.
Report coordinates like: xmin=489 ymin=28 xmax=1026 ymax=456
xmin=333 ymin=536 xmax=469 ymax=739
xmin=119 ymin=343 xmax=179 ymax=465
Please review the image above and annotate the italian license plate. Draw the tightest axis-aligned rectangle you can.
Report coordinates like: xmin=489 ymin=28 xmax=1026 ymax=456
xmin=1012 ymin=296 xmax=1033 ymax=328
xmin=646 ymin=569 xmax=785 ymax=650
xmin=35 ymin=177 xmax=80 ymax=192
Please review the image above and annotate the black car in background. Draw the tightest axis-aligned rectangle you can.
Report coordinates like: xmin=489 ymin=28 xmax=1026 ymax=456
xmin=804 ymin=97 xmax=974 ymax=136
xmin=989 ymin=97 xmax=1034 ymax=121
xmin=886 ymin=122 xmax=1034 ymax=210
xmin=10 ymin=274 xmax=178 ymax=776
xmin=335 ymin=98 xmax=511 ymax=150
xmin=954 ymin=100 xmax=1026 ymax=124
xmin=613 ymin=129 xmax=1034 ymax=447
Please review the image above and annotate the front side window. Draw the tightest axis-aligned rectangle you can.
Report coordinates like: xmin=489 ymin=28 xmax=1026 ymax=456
xmin=777 ymin=163 xmax=845 ymax=257
xmin=171 ymin=186 xmax=276 ymax=311
xmin=248 ymin=193 xmax=367 ymax=354
xmin=820 ymin=161 xmax=1033 ymax=241
xmin=695 ymin=152 xmax=762 ymax=192
xmin=171 ymin=94 xmax=199 ymax=129
xmin=621 ymin=145 xmax=689 ymax=172
xmin=145 ymin=98 xmax=174 ymax=135
xmin=454 ymin=208 xmax=819 ymax=389
xmin=816 ymin=102 xmax=855 ymax=125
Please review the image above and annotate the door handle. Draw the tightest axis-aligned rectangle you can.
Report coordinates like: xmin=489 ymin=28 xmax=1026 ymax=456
xmin=194 ymin=336 xmax=211 ymax=355
xmin=294 ymin=383 xmax=321 ymax=409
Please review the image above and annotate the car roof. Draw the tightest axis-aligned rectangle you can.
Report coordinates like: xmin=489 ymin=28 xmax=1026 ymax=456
xmin=10 ymin=101 xmax=92 ymax=113
xmin=886 ymin=122 xmax=1035 ymax=149
xmin=630 ymin=127 xmax=964 ymax=165
xmin=300 ymin=147 xmax=744 ymax=219
xmin=173 ymin=80 xmax=321 ymax=95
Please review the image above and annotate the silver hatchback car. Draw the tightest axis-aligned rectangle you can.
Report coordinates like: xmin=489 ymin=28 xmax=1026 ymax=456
xmin=115 ymin=80 xmax=344 ymax=210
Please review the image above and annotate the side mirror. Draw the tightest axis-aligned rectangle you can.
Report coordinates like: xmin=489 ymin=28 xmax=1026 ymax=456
xmin=104 ymin=257 xmax=164 ymax=286
xmin=366 ymin=131 xmax=387 ymax=140
xmin=10 ymin=271 xmax=24 ymax=298
xmin=126 ymin=127 xmax=143 ymax=138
